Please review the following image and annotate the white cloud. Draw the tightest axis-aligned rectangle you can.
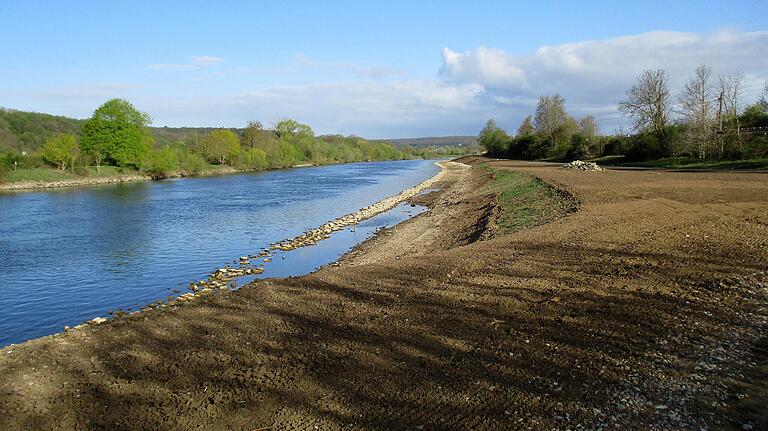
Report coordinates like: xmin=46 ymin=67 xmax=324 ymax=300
xmin=441 ymin=46 xmax=527 ymax=88
xmin=191 ymin=56 xmax=225 ymax=66
xmin=145 ymin=56 xmax=225 ymax=72
xmin=145 ymin=63 xmax=199 ymax=72
xmin=441 ymin=30 xmax=768 ymax=131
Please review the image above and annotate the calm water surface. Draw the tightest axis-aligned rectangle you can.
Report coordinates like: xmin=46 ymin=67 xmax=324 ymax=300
xmin=0 ymin=160 xmax=440 ymax=346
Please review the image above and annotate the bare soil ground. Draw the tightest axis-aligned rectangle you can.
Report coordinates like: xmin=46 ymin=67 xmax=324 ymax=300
xmin=1 ymin=157 xmax=767 ymax=430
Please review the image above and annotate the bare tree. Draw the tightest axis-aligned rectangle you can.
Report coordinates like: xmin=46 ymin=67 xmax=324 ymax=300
xmin=534 ymin=94 xmax=569 ymax=141
xmin=243 ymin=120 xmax=264 ymax=149
xmin=578 ymin=115 xmax=599 ymax=138
xmin=760 ymin=81 xmax=768 ymax=107
xmin=718 ymin=72 xmax=745 ymax=153
xmin=719 ymin=72 xmax=744 ymax=120
xmin=618 ymin=69 xmax=671 ymax=134
xmin=679 ymin=64 xmax=715 ymax=159
xmin=516 ymin=115 xmax=535 ymax=137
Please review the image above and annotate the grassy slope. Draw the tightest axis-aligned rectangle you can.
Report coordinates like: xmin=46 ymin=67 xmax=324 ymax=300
xmin=477 ymin=164 xmax=577 ymax=233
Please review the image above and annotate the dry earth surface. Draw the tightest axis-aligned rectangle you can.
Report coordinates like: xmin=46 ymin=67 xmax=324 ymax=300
xmin=1 ymin=157 xmax=767 ymax=430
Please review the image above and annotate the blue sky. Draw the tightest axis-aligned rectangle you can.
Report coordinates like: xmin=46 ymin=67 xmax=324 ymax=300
xmin=1 ymin=1 xmax=767 ymax=137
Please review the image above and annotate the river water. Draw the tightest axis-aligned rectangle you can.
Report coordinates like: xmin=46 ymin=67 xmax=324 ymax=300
xmin=0 ymin=159 xmax=440 ymax=346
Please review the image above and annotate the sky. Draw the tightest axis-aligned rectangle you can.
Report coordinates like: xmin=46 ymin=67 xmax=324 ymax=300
xmin=1 ymin=0 xmax=767 ymax=138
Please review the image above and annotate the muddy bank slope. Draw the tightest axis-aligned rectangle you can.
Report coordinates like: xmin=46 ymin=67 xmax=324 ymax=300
xmin=1 ymin=158 xmax=767 ymax=430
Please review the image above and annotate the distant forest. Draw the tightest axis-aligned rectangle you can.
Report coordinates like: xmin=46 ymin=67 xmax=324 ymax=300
xmin=373 ymin=136 xmax=478 ymax=149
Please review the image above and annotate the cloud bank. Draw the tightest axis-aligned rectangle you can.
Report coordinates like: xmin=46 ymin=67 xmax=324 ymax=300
xmin=439 ymin=30 xmax=768 ymax=132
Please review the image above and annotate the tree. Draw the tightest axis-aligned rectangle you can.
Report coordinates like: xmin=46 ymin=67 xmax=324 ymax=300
xmin=720 ymin=72 xmax=744 ymax=122
xmin=80 ymin=99 xmax=153 ymax=170
xmin=679 ymin=64 xmax=715 ymax=159
xmin=534 ymin=94 xmax=569 ymax=142
xmin=516 ymin=115 xmax=535 ymax=137
xmin=242 ymin=120 xmax=264 ymax=149
xmin=760 ymin=81 xmax=768 ymax=108
xmin=718 ymin=72 xmax=745 ymax=154
xmin=43 ymin=133 xmax=79 ymax=170
xmin=201 ymin=130 xmax=241 ymax=165
xmin=274 ymin=119 xmax=298 ymax=138
xmin=478 ymin=119 xmax=510 ymax=156
xmin=618 ymin=69 xmax=671 ymax=135
xmin=578 ymin=115 xmax=599 ymax=139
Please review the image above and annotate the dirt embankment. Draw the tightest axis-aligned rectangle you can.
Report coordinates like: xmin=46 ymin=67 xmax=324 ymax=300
xmin=1 ymin=158 xmax=767 ymax=430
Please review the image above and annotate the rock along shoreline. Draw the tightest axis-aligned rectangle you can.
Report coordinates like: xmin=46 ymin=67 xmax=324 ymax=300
xmin=0 ymin=162 xmax=323 ymax=192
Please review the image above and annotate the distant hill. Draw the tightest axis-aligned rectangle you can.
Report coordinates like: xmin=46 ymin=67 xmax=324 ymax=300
xmin=0 ymin=108 xmax=239 ymax=152
xmin=0 ymin=108 xmax=84 ymax=152
xmin=373 ymin=136 xmax=478 ymax=148
xmin=0 ymin=108 xmax=479 ymax=153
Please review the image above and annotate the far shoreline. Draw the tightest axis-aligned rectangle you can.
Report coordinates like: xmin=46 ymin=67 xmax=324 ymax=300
xmin=0 ymin=158 xmax=445 ymax=193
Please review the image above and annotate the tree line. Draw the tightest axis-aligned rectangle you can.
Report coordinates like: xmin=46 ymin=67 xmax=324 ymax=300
xmin=0 ymin=99 xmax=412 ymax=179
xmin=479 ymin=66 xmax=768 ymax=163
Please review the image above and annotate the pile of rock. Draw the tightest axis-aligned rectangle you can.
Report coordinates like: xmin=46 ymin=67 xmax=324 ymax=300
xmin=562 ymin=160 xmax=604 ymax=171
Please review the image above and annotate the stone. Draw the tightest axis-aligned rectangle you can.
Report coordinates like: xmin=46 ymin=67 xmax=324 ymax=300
xmin=562 ymin=160 xmax=603 ymax=171
xmin=90 ymin=317 xmax=108 ymax=324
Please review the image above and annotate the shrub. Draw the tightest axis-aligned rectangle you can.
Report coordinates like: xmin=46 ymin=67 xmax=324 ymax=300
xmin=564 ymin=134 xmax=590 ymax=161
xmin=238 ymin=148 xmax=269 ymax=170
xmin=143 ymin=148 xmax=178 ymax=179
xmin=178 ymin=151 xmax=208 ymax=175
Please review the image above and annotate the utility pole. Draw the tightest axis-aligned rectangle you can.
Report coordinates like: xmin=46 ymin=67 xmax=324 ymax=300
xmin=717 ymin=90 xmax=723 ymax=132
xmin=717 ymin=90 xmax=724 ymax=157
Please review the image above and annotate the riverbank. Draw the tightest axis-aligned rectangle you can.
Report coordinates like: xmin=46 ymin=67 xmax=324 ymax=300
xmin=0 ymin=160 xmax=369 ymax=192
xmin=0 ymin=164 xmax=298 ymax=192
xmin=1 ymin=157 xmax=767 ymax=430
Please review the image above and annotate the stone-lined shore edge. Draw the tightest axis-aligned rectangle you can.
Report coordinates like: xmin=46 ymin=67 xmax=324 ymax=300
xmin=60 ymin=161 xmax=467 ymax=333
xmin=0 ymin=164 xmax=321 ymax=192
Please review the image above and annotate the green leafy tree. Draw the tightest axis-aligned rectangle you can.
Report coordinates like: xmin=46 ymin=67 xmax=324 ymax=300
xmin=43 ymin=133 xmax=79 ymax=170
xmin=201 ymin=130 xmax=241 ymax=165
xmin=478 ymin=119 xmax=510 ymax=156
xmin=273 ymin=119 xmax=301 ymax=138
xmin=80 ymin=99 xmax=153 ymax=170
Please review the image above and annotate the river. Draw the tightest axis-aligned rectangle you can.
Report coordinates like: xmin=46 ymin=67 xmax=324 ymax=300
xmin=0 ymin=159 xmax=440 ymax=346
